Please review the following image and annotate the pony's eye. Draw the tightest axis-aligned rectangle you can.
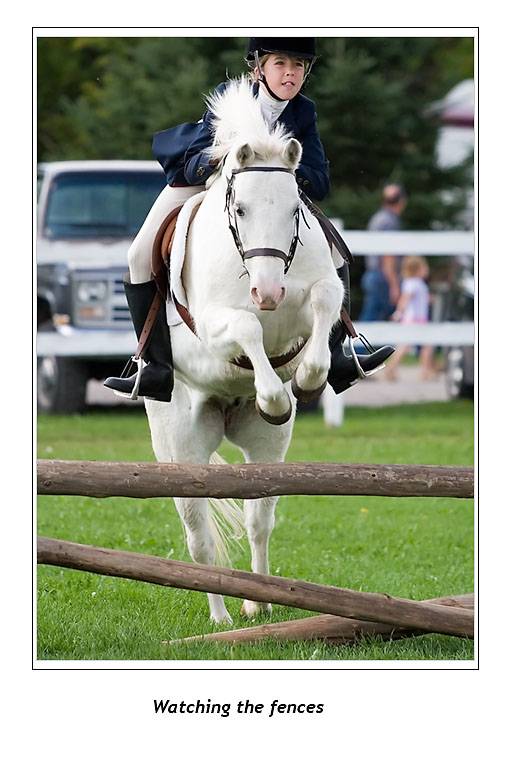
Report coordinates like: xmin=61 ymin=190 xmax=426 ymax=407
xmin=236 ymin=206 xmax=245 ymax=217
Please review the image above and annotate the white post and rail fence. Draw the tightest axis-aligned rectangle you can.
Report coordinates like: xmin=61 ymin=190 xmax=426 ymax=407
xmin=37 ymin=230 xmax=474 ymax=357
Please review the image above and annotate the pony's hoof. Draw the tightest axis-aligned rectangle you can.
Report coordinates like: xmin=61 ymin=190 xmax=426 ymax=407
xmin=210 ymin=610 xmax=234 ymax=626
xmin=291 ymin=376 xmax=327 ymax=403
xmin=241 ymin=600 xmax=272 ymax=618
xmin=255 ymin=399 xmax=292 ymax=425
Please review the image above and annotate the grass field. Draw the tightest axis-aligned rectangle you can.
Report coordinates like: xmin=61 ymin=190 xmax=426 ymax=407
xmin=37 ymin=400 xmax=474 ymax=662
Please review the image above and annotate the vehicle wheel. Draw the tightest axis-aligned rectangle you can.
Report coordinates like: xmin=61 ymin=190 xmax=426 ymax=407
xmin=37 ymin=355 xmax=89 ymax=414
xmin=445 ymin=347 xmax=474 ymax=400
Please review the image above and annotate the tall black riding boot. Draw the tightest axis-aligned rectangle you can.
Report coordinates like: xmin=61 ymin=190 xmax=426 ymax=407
xmin=104 ymin=279 xmax=174 ymax=402
xmin=327 ymin=264 xmax=395 ymax=395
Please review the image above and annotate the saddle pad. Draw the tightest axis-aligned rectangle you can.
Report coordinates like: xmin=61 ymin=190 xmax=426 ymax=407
xmin=165 ymin=190 xmax=207 ymax=326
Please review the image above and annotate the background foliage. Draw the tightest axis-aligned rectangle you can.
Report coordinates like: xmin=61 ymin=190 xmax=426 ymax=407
xmin=37 ymin=36 xmax=473 ymax=229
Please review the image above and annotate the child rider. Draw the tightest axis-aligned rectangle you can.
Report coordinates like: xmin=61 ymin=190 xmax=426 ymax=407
xmin=104 ymin=37 xmax=394 ymax=400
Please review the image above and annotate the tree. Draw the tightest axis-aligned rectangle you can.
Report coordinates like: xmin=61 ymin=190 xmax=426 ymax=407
xmin=308 ymin=37 xmax=473 ymax=228
xmin=37 ymin=35 xmax=473 ymax=230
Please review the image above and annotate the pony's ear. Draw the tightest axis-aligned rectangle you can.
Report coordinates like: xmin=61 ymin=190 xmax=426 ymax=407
xmin=236 ymin=142 xmax=255 ymax=167
xmin=282 ymin=138 xmax=302 ymax=169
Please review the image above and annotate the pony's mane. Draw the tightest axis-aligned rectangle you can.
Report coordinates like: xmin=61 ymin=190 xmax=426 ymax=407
xmin=205 ymin=76 xmax=291 ymax=163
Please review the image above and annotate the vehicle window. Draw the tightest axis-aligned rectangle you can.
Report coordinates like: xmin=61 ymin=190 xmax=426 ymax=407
xmin=44 ymin=171 xmax=166 ymax=239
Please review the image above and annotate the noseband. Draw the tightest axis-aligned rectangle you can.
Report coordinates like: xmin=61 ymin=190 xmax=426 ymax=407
xmin=224 ymin=167 xmax=303 ymax=275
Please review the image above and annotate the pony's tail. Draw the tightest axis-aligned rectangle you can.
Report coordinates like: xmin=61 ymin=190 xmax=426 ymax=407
xmin=206 ymin=452 xmax=245 ymax=567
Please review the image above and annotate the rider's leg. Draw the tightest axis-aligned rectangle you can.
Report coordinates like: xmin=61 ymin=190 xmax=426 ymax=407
xmin=128 ymin=185 xmax=203 ymax=283
xmin=327 ymin=263 xmax=395 ymax=395
xmin=104 ymin=184 xmax=203 ymax=400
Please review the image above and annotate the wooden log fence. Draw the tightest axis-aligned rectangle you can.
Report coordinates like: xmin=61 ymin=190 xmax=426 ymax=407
xmin=37 ymin=459 xmax=474 ymax=645
xmin=37 ymin=459 xmax=474 ymax=499
xmin=170 ymin=594 xmax=474 ymax=646
xmin=38 ymin=537 xmax=474 ymax=639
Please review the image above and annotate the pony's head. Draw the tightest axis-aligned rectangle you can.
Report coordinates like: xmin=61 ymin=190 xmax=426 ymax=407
xmin=205 ymin=78 xmax=304 ymax=311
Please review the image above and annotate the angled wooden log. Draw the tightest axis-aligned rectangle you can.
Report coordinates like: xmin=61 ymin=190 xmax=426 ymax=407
xmin=37 ymin=459 xmax=474 ymax=499
xmin=37 ymin=537 xmax=474 ymax=638
xmin=168 ymin=594 xmax=474 ymax=646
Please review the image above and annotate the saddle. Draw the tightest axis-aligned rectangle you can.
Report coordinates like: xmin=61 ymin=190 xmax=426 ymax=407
xmin=134 ymin=199 xmax=360 ymax=367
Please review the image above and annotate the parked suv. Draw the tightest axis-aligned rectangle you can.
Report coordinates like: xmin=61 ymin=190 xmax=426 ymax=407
xmin=37 ymin=160 xmax=166 ymax=413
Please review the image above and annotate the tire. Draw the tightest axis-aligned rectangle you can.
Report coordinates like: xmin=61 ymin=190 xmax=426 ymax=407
xmin=37 ymin=355 xmax=89 ymax=414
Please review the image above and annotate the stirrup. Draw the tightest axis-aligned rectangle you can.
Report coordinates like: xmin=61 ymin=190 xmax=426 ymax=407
xmin=348 ymin=334 xmax=386 ymax=380
xmin=112 ymin=355 xmax=144 ymax=400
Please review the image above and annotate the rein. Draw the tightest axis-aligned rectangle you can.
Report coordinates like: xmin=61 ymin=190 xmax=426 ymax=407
xmin=225 ymin=166 xmax=302 ymax=274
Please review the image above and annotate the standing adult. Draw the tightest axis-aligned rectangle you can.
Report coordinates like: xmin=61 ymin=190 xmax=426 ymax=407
xmin=359 ymin=183 xmax=408 ymax=321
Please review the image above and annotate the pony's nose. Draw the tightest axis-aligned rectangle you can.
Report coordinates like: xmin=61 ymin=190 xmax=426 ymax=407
xmin=251 ymin=286 xmax=286 ymax=311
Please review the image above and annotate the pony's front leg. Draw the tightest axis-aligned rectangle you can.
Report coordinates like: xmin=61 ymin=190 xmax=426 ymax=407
xmin=200 ymin=307 xmax=292 ymax=424
xmin=292 ymin=277 xmax=343 ymax=401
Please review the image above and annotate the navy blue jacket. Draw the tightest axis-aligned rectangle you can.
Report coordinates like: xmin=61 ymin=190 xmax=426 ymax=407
xmin=152 ymin=82 xmax=330 ymax=201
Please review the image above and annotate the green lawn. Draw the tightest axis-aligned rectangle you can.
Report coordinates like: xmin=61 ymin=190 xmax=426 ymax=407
xmin=37 ymin=401 xmax=474 ymax=662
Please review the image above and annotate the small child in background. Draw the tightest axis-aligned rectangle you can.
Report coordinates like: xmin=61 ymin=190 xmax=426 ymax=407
xmin=385 ymin=255 xmax=436 ymax=381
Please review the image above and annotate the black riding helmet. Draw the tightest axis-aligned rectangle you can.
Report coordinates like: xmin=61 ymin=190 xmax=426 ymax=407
xmin=246 ymin=37 xmax=317 ymax=100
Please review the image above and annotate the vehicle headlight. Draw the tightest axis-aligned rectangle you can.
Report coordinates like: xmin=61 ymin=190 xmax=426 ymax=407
xmin=75 ymin=280 xmax=109 ymax=321
xmin=76 ymin=281 xmax=108 ymax=303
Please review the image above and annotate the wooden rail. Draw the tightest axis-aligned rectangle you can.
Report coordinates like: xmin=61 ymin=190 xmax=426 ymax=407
xmin=37 ymin=537 xmax=474 ymax=638
xmin=37 ymin=460 xmax=474 ymax=499
xmin=170 ymin=594 xmax=474 ymax=646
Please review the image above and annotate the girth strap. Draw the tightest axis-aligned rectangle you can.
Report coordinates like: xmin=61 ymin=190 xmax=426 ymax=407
xmin=232 ymin=339 xmax=306 ymax=371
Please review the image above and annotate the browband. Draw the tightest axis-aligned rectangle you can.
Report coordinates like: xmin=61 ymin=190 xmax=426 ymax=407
xmin=230 ymin=167 xmax=295 ymax=175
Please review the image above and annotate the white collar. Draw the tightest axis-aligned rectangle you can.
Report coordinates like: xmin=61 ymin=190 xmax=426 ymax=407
xmin=257 ymin=83 xmax=289 ymax=126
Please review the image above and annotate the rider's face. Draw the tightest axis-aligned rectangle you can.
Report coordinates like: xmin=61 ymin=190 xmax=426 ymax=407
xmin=260 ymin=54 xmax=306 ymax=100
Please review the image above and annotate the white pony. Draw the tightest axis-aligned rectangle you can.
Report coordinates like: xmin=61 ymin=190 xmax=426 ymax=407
xmin=145 ymin=78 xmax=343 ymax=624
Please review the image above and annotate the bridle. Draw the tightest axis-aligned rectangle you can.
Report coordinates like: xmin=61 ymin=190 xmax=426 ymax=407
xmin=224 ymin=166 xmax=305 ymax=275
